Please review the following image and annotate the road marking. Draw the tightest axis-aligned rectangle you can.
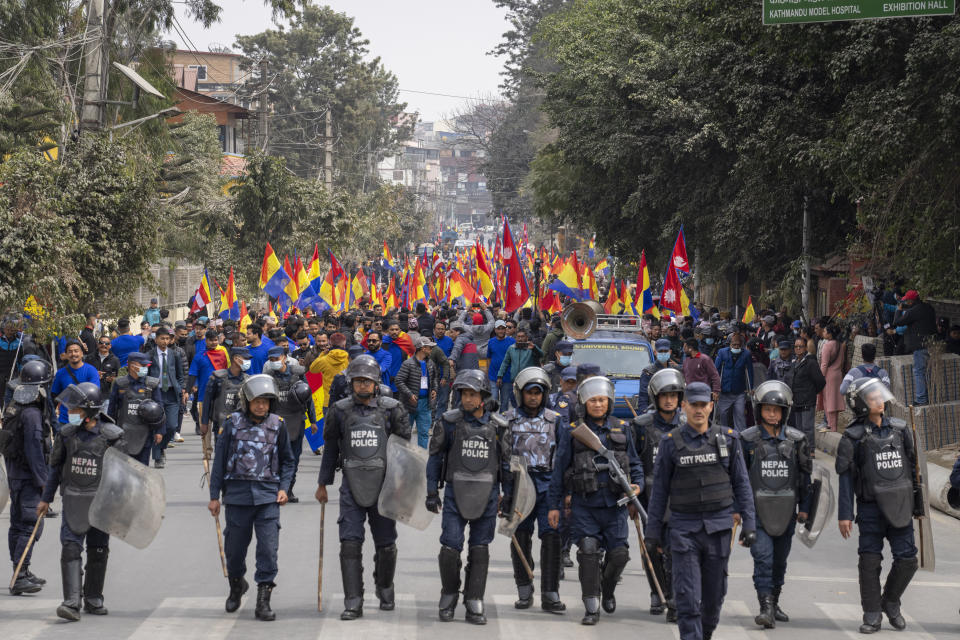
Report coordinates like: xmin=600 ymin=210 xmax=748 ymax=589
xmin=727 ymin=572 xmax=960 ymax=588
xmin=492 ymin=594 xmax=587 ymax=639
xmin=720 ymin=599 xmax=774 ymax=639
xmin=0 ymin=597 xmax=62 ymax=640
xmin=815 ymin=602 xmax=936 ymax=640
xmin=321 ymin=593 xmax=419 ymax=640
xmin=128 ymin=597 xmax=241 ymax=639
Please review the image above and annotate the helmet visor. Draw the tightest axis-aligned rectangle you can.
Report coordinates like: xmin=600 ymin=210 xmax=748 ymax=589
xmin=857 ymin=380 xmax=895 ymax=413
xmin=56 ymin=384 xmax=90 ymax=410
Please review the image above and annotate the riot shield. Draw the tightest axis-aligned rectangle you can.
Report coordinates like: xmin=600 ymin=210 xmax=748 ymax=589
xmin=796 ymin=461 xmax=835 ymax=549
xmin=913 ymin=443 xmax=935 ymax=571
xmin=0 ymin=462 xmax=8 ymax=514
xmin=88 ymin=448 xmax=165 ymax=549
xmin=497 ymin=456 xmax=537 ymax=538
xmin=377 ymin=434 xmax=434 ymax=530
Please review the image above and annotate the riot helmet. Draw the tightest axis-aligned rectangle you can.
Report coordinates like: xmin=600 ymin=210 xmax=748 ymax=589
xmin=292 ymin=380 xmax=312 ymax=406
xmin=20 ymin=358 xmax=52 ymax=385
xmin=346 ymin=354 xmax=381 ymax=400
xmin=752 ymin=380 xmax=793 ymax=427
xmin=513 ymin=366 xmax=550 ymax=411
xmin=577 ymin=375 xmax=615 ymax=418
xmin=452 ymin=369 xmax=491 ymax=398
xmin=137 ymin=399 xmax=164 ymax=425
xmin=647 ymin=368 xmax=685 ymax=408
xmin=238 ymin=374 xmax=278 ymax=414
xmin=56 ymin=382 xmax=103 ymax=418
xmin=846 ymin=377 xmax=894 ymax=419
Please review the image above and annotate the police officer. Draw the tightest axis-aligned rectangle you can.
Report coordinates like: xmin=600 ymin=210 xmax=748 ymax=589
xmin=740 ymin=380 xmax=812 ymax=629
xmin=426 ymin=370 xmax=508 ymax=625
xmin=315 ymin=355 xmax=410 ymax=620
xmin=547 ymin=376 xmax=643 ymax=626
xmin=107 ymin=352 xmax=164 ymax=465
xmin=835 ymin=378 xmax=922 ymax=634
xmin=501 ymin=366 xmax=566 ymax=613
xmin=549 ymin=366 xmax=578 ymax=423
xmin=208 ymin=374 xmax=295 ymax=622
xmin=201 ymin=347 xmax=251 ymax=447
xmin=633 ymin=367 xmax=685 ymax=621
xmin=38 ymin=383 xmax=125 ymax=622
xmin=3 ymin=359 xmax=52 ymax=594
xmin=638 ymin=338 xmax=681 ymax=414
xmin=644 ymin=381 xmax=757 ymax=640
xmin=264 ymin=346 xmax=316 ymax=503
xmin=542 ymin=340 xmax=573 ymax=393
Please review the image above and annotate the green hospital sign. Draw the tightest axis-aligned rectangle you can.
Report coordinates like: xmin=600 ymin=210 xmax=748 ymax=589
xmin=763 ymin=0 xmax=955 ymax=24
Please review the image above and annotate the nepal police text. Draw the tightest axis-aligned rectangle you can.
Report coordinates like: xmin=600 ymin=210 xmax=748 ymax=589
xmin=761 ymin=460 xmax=790 ymax=478
xmin=350 ymin=430 xmax=380 ymax=448
xmin=679 ymin=453 xmax=717 ymax=465
xmin=874 ymin=450 xmax=903 ymax=470
xmin=70 ymin=459 xmax=99 ymax=475
xmin=461 ymin=440 xmax=490 ymax=459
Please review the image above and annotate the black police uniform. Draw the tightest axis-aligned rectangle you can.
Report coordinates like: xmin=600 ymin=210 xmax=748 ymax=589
xmin=210 ymin=409 xmax=295 ymax=620
xmin=107 ymin=372 xmax=163 ymax=465
xmin=634 ymin=407 xmax=681 ymax=618
xmin=741 ymin=423 xmax=812 ymax=625
xmin=645 ymin=418 xmax=756 ymax=640
xmin=42 ymin=417 xmax=125 ymax=619
xmin=317 ymin=393 xmax=409 ymax=618
xmin=548 ymin=413 xmax=643 ymax=623
xmin=836 ymin=415 xmax=921 ymax=632
xmin=3 ymin=389 xmax=51 ymax=593
xmin=268 ymin=364 xmax=316 ymax=498
xmin=427 ymin=407 xmax=509 ymax=624
xmin=501 ymin=403 xmax=566 ymax=611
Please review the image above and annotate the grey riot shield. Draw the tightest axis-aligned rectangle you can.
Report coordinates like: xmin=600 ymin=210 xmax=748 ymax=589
xmin=750 ymin=439 xmax=799 ymax=537
xmin=377 ymin=434 xmax=434 ymax=530
xmin=0 ymin=463 xmax=8 ymax=514
xmin=913 ymin=442 xmax=935 ymax=571
xmin=88 ymin=448 xmax=166 ymax=549
xmin=796 ymin=462 xmax=835 ymax=549
xmin=497 ymin=456 xmax=537 ymax=538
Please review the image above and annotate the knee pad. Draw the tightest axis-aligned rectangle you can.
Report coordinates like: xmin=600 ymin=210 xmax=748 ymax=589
xmin=62 ymin=542 xmax=83 ymax=562
xmin=579 ymin=536 xmax=600 ymax=555
xmin=606 ymin=545 xmax=629 ymax=568
xmin=340 ymin=540 xmax=363 ymax=559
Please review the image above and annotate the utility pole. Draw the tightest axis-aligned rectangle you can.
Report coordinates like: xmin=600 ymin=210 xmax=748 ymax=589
xmin=79 ymin=0 xmax=107 ymax=132
xmin=324 ymin=108 xmax=333 ymax=190
xmin=259 ymin=59 xmax=269 ymax=152
xmin=801 ymin=194 xmax=810 ymax=323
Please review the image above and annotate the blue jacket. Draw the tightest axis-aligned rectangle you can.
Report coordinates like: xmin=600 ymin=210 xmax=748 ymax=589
xmin=366 ymin=347 xmax=393 ymax=388
xmin=246 ymin=337 xmax=274 ymax=375
xmin=486 ymin=336 xmax=515 ymax=382
xmin=111 ymin=334 xmax=145 ymax=367
xmin=435 ymin=335 xmax=454 ymax=357
xmin=188 ymin=350 xmax=222 ymax=402
xmin=714 ymin=347 xmax=755 ymax=394
xmin=381 ymin=336 xmax=406 ymax=391
xmin=5 ymin=404 xmax=48 ymax=487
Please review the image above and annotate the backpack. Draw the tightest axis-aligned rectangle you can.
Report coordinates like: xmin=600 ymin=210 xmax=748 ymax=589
xmin=856 ymin=364 xmax=882 ymax=380
xmin=0 ymin=403 xmax=25 ymax=465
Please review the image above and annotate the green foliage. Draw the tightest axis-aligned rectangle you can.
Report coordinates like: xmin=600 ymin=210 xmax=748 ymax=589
xmin=234 ymin=4 xmax=411 ymax=190
xmin=512 ymin=0 xmax=960 ymax=297
xmin=0 ymin=136 xmax=162 ymax=337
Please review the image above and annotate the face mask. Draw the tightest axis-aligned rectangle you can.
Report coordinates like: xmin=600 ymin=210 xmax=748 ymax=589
xmin=657 ymin=352 xmax=671 ymax=363
xmin=150 ymin=332 xmax=156 ymax=340
xmin=557 ymin=355 xmax=572 ymax=366
xmin=266 ymin=360 xmax=282 ymax=371
xmin=224 ymin=339 xmax=232 ymax=346
xmin=240 ymin=360 xmax=251 ymax=372
xmin=731 ymin=348 xmax=742 ymax=355
xmin=705 ymin=338 xmax=715 ymax=345
xmin=68 ymin=413 xmax=84 ymax=426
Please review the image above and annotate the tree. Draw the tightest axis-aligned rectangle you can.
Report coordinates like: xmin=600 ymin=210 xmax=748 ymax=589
xmin=234 ymin=5 xmax=411 ymax=189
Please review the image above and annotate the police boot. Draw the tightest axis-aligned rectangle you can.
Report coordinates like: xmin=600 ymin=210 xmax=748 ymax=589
xmin=754 ymin=593 xmax=776 ymax=629
xmin=438 ymin=545 xmax=461 ymax=622
xmin=562 ymin=547 xmax=574 ymax=568
xmin=600 ymin=546 xmax=629 ymax=614
xmin=82 ymin=546 xmax=109 ymax=615
xmin=10 ymin=564 xmax=41 ymax=595
xmin=540 ymin=532 xmax=566 ymax=613
xmin=858 ymin=553 xmax=883 ymax=634
xmin=374 ymin=544 xmax=398 ymax=611
xmin=511 ymin=529 xmax=534 ymax=608
xmin=646 ymin=568 xmax=664 ymax=614
xmin=23 ymin=568 xmax=46 ymax=586
xmin=772 ymin=585 xmax=789 ymax=622
xmin=463 ymin=545 xmax=489 ymax=625
xmin=254 ymin=582 xmax=275 ymax=621
xmin=339 ymin=541 xmax=364 ymax=620
xmin=578 ymin=537 xmax=602 ymax=625
xmin=881 ymin=556 xmax=918 ymax=631
xmin=56 ymin=543 xmax=83 ymax=622
xmin=225 ymin=576 xmax=249 ymax=612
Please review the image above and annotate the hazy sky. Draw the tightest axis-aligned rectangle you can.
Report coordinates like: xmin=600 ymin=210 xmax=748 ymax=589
xmin=171 ymin=0 xmax=510 ymax=121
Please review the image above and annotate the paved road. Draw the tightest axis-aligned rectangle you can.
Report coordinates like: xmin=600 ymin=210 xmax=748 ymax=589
xmin=3 ymin=422 xmax=960 ymax=639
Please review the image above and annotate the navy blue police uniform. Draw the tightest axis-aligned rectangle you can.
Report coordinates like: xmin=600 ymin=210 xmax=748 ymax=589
xmin=644 ymin=383 xmax=756 ymax=640
xmin=266 ymin=348 xmax=316 ymax=499
xmin=201 ymin=350 xmax=250 ymax=446
xmin=107 ymin=352 xmax=163 ymax=466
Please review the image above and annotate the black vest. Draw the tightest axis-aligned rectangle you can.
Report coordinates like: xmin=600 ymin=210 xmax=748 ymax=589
xmin=336 ymin=397 xmax=390 ymax=508
xmin=60 ymin=422 xmax=121 ymax=535
xmin=668 ymin=425 xmax=734 ymax=513
xmin=445 ymin=412 xmax=500 ymax=521
xmin=569 ymin=418 xmax=631 ymax=497
xmin=742 ymin=426 xmax=802 ymax=536
xmin=211 ymin=370 xmax=248 ymax=426
xmin=115 ymin=375 xmax=159 ymax=455
xmin=852 ymin=420 xmax=914 ymax=528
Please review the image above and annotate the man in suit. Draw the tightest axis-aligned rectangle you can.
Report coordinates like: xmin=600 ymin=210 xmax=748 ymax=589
xmin=147 ymin=327 xmax=187 ymax=468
